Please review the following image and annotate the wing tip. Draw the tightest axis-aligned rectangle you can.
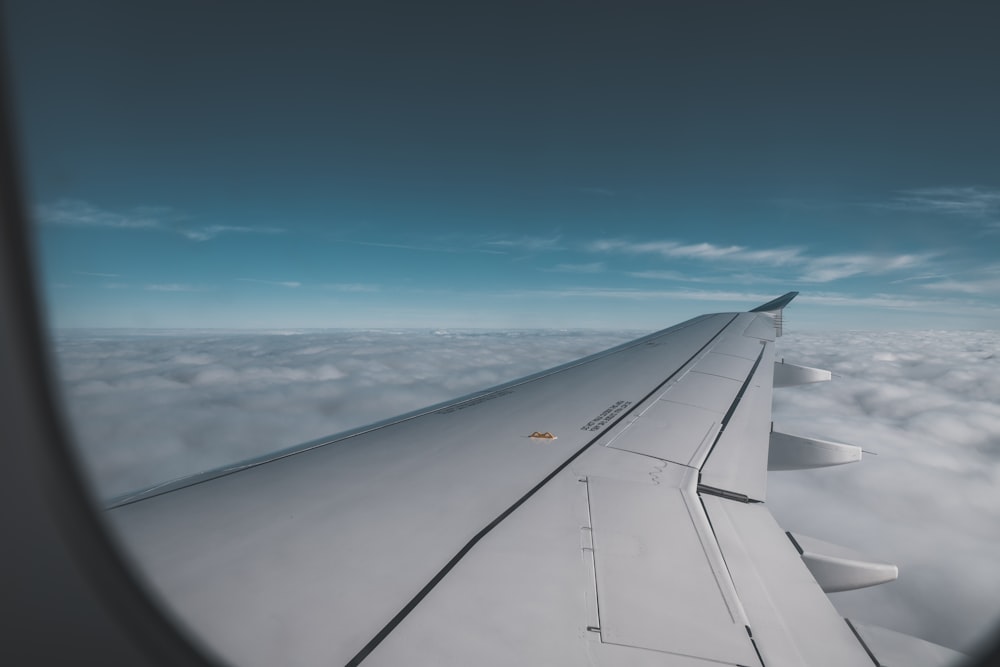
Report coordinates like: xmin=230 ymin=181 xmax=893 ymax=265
xmin=750 ymin=291 xmax=799 ymax=313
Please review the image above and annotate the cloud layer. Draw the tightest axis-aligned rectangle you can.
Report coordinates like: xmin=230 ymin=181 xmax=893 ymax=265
xmin=53 ymin=329 xmax=638 ymax=499
xmin=50 ymin=327 xmax=999 ymax=653
xmin=588 ymin=238 xmax=937 ymax=284
xmin=35 ymin=199 xmax=283 ymax=241
xmin=768 ymin=330 xmax=1000 ymax=653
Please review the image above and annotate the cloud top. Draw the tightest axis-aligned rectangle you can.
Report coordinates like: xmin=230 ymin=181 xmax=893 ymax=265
xmin=51 ymin=328 xmax=999 ymax=653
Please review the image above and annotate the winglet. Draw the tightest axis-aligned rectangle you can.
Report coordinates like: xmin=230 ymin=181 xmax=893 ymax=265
xmin=750 ymin=291 xmax=798 ymax=337
xmin=750 ymin=291 xmax=798 ymax=313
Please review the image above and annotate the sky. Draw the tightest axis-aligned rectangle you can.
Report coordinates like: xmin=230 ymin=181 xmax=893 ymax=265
xmin=3 ymin=1 xmax=999 ymax=329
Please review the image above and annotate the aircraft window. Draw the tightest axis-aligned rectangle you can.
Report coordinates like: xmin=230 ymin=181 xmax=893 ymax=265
xmin=3 ymin=3 xmax=998 ymax=666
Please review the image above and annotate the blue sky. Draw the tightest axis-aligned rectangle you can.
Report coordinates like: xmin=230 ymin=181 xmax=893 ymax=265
xmin=5 ymin=2 xmax=999 ymax=329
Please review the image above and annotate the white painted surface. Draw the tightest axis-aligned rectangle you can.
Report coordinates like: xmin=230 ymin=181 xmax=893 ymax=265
xmin=686 ymin=350 xmax=756 ymax=382
xmin=659 ymin=370 xmax=743 ymax=414
xmin=587 ymin=475 xmax=756 ymax=665
xmin=608 ymin=398 xmax=720 ymax=465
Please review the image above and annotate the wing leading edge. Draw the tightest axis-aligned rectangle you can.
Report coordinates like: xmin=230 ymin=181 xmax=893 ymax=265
xmin=106 ymin=294 xmax=963 ymax=666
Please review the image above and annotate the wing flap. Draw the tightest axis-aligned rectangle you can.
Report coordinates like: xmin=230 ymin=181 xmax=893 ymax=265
xmin=587 ymin=475 xmax=757 ymax=665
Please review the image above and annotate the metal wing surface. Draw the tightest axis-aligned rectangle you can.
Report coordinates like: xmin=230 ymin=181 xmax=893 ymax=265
xmin=106 ymin=294 xmax=960 ymax=667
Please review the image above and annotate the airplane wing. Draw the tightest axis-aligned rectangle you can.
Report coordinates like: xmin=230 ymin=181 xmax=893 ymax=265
xmin=106 ymin=293 xmax=964 ymax=667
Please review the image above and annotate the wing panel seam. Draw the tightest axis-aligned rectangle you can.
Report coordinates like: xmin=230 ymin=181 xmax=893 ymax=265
xmin=844 ymin=618 xmax=882 ymax=666
xmin=696 ymin=345 xmax=765 ymax=471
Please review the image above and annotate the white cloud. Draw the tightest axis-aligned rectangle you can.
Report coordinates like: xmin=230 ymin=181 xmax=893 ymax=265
xmin=37 ymin=199 xmax=162 ymax=229
xmin=797 ymin=252 xmax=936 ymax=283
xmin=145 ymin=283 xmax=207 ymax=292
xmin=336 ymin=239 xmax=507 ymax=255
xmin=628 ymin=270 xmax=789 ymax=285
xmin=35 ymin=199 xmax=283 ymax=241
xmin=50 ymin=327 xmax=999 ymax=653
xmin=237 ymin=278 xmax=302 ymax=288
xmin=53 ymin=329 xmax=639 ymax=502
xmin=484 ymin=235 xmax=564 ymax=252
xmin=75 ymin=271 xmax=121 ymax=278
xmin=921 ymin=278 xmax=1000 ymax=295
xmin=180 ymin=225 xmax=284 ymax=241
xmin=513 ymin=286 xmax=776 ymax=303
xmin=918 ymin=265 xmax=1000 ymax=295
xmin=627 ymin=269 xmax=692 ymax=281
xmin=588 ymin=239 xmax=805 ymax=265
xmin=768 ymin=330 xmax=1000 ymax=652
xmin=507 ymin=285 xmax=974 ymax=312
xmin=882 ymin=186 xmax=1000 ymax=219
xmin=589 ymin=238 xmax=936 ymax=283
xmin=543 ymin=262 xmax=606 ymax=274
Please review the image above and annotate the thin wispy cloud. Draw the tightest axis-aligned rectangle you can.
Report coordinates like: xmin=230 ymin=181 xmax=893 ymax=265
xmin=627 ymin=269 xmax=692 ymax=281
xmin=628 ymin=270 xmax=787 ymax=285
xmin=919 ymin=265 xmax=1000 ymax=295
xmin=508 ymin=286 xmax=775 ymax=303
xmin=881 ymin=186 xmax=1000 ymax=218
xmin=36 ymin=199 xmax=284 ymax=241
xmin=483 ymin=235 xmax=563 ymax=252
xmin=890 ymin=273 xmax=953 ymax=285
xmin=335 ymin=239 xmax=506 ymax=255
xmin=591 ymin=238 xmax=937 ymax=284
xmin=588 ymin=239 xmax=805 ymax=265
xmin=499 ymin=286 xmax=993 ymax=318
xmin=920 ymin=279 xmax=1000 ymax=295
xmin=797 ymin=252 xmax=936 ymax=283
xmin=37 ymin=199 xmax=162 ymax=230
xmin=237 ymin=278 xmax=302 ymax=288
xmin=181 ymin=225 xmax=284 ymax=242
xmin=145 ymin=283 xmax=207 ymax=292
xmin=543 ymin=262 xmax=605 ymax=274
xmin=795 ymin=291 xmax=943 ymax=310
xmin=323 ymin=283 xmax=380 ymax=292
xmin=75 ymin=271 xmax=121 ymax=278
